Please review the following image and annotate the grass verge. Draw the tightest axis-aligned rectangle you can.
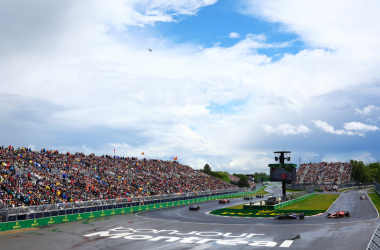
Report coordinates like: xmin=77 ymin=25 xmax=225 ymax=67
xmin=210 ymin=194 xmax=339 ymax=217
xmin=277 ymin=194 xmax=339 ymax=211
xmin=232 ymin=186 xmax=269 ymax=199
xmin=368 ymin=193 xmax=380 ymax=213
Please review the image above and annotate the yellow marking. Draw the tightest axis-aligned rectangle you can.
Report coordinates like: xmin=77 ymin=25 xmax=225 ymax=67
xmin=0 ymin=227 xmax=39 ymax=235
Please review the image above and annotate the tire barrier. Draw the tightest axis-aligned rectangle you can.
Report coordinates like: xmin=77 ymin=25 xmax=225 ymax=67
xmin=0 ymin=186 xmax=265 ymax=232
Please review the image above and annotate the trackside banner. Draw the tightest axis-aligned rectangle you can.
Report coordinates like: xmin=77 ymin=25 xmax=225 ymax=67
xmin=83 ymin=227 xmax=294 ymax=247
xmin=0 ymin=187 xmax=265 ymax=232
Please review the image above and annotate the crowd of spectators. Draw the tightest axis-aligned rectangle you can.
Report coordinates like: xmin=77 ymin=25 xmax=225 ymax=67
xmin=297 ymin=162 xmax=352 ymax=184
xmin=341 ymin=163 xmax=352 ymax=183
xmin=228 ymin=174 xmax=240 ymax=183
xmin=0 ymin=146 xmax=237 ymax=208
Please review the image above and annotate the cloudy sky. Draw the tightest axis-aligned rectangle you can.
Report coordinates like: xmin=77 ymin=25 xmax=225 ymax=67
xmin=2 ymin=0 xmax=380 ymax=173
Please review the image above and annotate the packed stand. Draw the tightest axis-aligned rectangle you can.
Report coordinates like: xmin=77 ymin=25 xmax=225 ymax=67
xmin=0 ymin=146 xmax=237 ymax=208
xmin=341 ymin=163 xmax=352 ymax=183
xmin=297 ymin=164 xmax=308 ymax=182
xmin=300 ymin=162 xmax=352 ymax=184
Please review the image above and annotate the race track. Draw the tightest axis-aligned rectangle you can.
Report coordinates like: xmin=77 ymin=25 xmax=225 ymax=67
xmin=0 ymin=186 xmax=378 ymax=250
xmin=137 ymin=186 xmax=378 ymax=225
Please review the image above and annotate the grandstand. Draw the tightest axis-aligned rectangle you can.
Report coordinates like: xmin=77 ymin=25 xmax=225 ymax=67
xmin=297 ymin=162 xmax=352 ymax=184
xmin=0 ymin=145 xmax=237 ymax=208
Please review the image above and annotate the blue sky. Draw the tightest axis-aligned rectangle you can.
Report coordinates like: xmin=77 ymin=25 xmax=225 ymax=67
xmin=1 ymin=0 xmax=380 ymax=174
xmin=131 ymin=0 xmax=304 ymax=57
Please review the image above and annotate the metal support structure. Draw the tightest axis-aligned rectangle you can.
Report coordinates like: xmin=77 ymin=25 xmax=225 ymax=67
xmin=282 ymin=181 xmax=286 ymax=196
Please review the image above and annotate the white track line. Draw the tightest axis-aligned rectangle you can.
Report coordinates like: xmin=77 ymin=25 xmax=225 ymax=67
xmin=366 ymin=188 xmax=379 ymax=219
xmin=323 ymin=191 xmax=344 ymax=214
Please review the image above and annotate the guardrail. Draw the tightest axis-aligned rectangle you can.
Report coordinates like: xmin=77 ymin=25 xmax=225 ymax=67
xmin=366 ymin=182 xmax=380 ymax=250
xmin=367 ymin=224 xmax=380 ymax=250
xmin=0 ymin=184 xmax=264 ymax=232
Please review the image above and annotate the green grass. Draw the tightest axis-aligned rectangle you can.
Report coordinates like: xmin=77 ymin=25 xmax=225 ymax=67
xmin=368 ymin=188 xmax=375 ymax=192
xmin=211 ymin=194 xmax=339 ymax=217
xmin=227 ymin=193 xmax=306 ymax=210
xmin=228 ymin=204 xmax=245 ymax=209
xmin=368 ymin=193 xmax=380 ymax=213
xmin=277 ymin=194 xmax=339 ymax=211
xmin=286 ymin=189 xmax=304 ymax=193
xmin=232 ymin=186 xmax=269 ymax=199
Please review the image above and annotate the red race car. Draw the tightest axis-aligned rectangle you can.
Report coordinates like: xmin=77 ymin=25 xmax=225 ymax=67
xmin=360 ymin=195 xmax=368 ymax=200
xmin=327 ymin=211 xmax=350 ymax=218
xmin=219 ymin=199 xmax=230 ymax=204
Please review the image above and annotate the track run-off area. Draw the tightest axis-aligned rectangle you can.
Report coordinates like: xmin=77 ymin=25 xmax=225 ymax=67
xmin=0 ymin=185 xmax=378 ymax=250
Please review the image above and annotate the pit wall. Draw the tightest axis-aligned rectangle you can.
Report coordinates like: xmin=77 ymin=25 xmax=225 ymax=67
xmin=0 ymin=186 xmax=266 ymax=232
xmin=243 ymin=193 xmax=315 ymax=210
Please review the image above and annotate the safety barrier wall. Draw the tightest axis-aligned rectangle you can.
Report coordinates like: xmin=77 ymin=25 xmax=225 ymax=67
xmin=368 ymin=222 xmax=380 ymax=250
xmin=0 ymin=183 xmax=262 ymax=223
xmin=0 ymin=186 xmax=265 ymax=232
xmin=273 ymin=193 xmax=315 ymax=209
xmin=367 ymin=182 xmax=380 ymax=250
xmin=375 ymin=182 xmax=380 ymax=193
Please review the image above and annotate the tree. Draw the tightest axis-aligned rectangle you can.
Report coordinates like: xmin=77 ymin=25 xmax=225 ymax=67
xmin=237 ymin=175 xmax=250 ymax=188
xmin=351 ymin=160 xmax=373 ymax=182
xmin=203 ymin=164 xmax=211 ymax=174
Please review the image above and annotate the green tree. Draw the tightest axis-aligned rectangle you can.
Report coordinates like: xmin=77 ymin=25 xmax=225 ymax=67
xmin=237 ymin=175 xmax=250 ymax=188
xmin=351 ymin=160 xmax=373 ymax=182
xmin=203 ymin=163 xmax=211 ymax=174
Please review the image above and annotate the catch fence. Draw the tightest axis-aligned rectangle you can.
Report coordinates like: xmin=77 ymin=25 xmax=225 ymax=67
xmin=0 ymin=183 xmax=263 ymax=224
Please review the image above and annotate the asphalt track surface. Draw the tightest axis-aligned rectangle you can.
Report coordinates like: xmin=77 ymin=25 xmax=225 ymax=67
xmin=0 ymin=186 xmax=378 ymax=250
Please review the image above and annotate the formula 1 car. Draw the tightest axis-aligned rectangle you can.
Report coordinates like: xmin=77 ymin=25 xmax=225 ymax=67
xmin=244 ymin=196 xmax=253 ymax=200
xmin=326 ymin=211 xmax=350 ymax=218
xmin=360 ymin=195 xmax=368 ymax=200
xmin=256 ymin=194 xmax=264 ymax=198
xmin=189 ymin=205 xmax=200 ymax=210
xmin=219 ymin=199 xmax=230 ymax=204
xmin=274 ymin=212 xmax=305 ymax=220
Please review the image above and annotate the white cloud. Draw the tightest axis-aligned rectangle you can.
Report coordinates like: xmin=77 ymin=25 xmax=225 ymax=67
xmin=313 ymin=120 xmax=379 ymax=136
xmin=228 ymin=32 xmax=241 ymax=38
xmin=309 ymin=153 xmax=319 ymax=157
xmin=263 ymin=124 xmax=312 ymax=135
xmin=321 ymin=155 xmax=344 ymax=163
xmin=355 ymin=105 xmax=380 ymax=115
xmin=343 ymin=122 xmax=379 ymax=132
xmin=1 ymin=1 xmax=380 ymax=172
xmin=351 ymin=153 xmax=376 ymax=165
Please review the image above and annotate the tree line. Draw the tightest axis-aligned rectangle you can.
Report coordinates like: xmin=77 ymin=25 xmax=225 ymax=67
xmin=200 ymin=164 xmax=269 ymax=188
xmin=351 ymin=160 xmax=380 ymax=183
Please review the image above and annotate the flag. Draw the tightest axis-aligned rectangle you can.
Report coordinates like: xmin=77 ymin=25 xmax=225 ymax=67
xmin=142 ymin=152 xmax=144 ymax=155
xmin=114 ymin=149 xmax=115 ymax=154
xmin=174 ymin=157 xmax=177 ymax=161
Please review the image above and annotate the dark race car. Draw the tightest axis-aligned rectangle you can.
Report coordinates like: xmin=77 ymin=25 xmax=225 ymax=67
xmin=360 ymin=195 xmax=368 ymax=200
xmin=189 ymin=205 xmax=200 ymax=211
xmin=327 ymin=211 xmax=350 ymax=218
xmin=256 ymin=194 xmax=264 ymax=198
xmin=219 ymin=199 xmax=230 ymax=204
xmin=274 ymin=212 xmax=305 ymax=220
xmin=244 ymin=196 xmax=253 ymax=200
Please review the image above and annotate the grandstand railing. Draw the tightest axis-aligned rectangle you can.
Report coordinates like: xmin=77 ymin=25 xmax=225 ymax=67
xmin=0 ymin=183 xmax=262 ymax=223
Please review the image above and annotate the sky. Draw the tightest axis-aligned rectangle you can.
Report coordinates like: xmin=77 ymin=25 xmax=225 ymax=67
xmin=1 ymin=0 xmax=380 ymax=174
